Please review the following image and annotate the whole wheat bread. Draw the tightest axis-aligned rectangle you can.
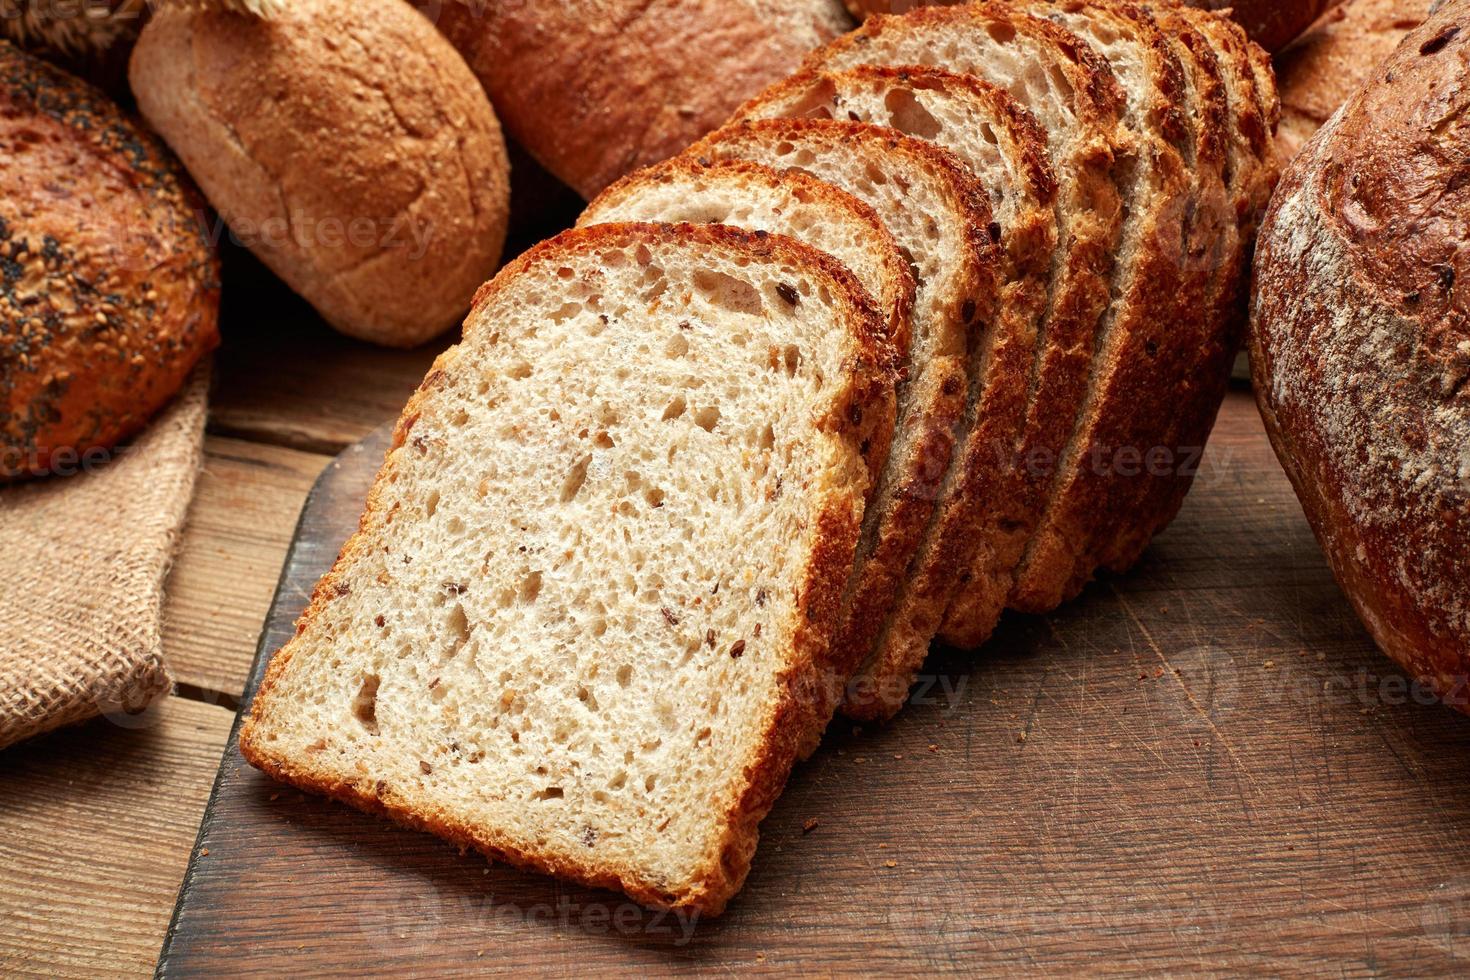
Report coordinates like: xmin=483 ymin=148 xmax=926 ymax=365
xmin=730 ymin=64 xmax=1062 ymax=716
xmin=239 ymin=222 xmax=898 ymax=915
xmin=798 ymin=4 xmax=1129 ymax=647
xmin=687 ymin=117 xmax=999 ymax=719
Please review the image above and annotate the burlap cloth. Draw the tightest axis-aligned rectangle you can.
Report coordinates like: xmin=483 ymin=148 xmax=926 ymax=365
xmin=0 ymin=365 xmax=209 ymax=750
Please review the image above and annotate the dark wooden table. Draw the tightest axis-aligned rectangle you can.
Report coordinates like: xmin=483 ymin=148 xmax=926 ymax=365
xmin=151 ymin=388 xmax=1470 ymax=976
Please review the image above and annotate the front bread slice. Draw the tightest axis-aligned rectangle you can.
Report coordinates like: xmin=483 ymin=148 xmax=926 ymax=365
xmin=239 ymin=223 xmax=897 ymax=915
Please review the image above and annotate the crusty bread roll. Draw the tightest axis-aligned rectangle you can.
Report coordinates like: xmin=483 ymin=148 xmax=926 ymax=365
xmin=128 ymin=0 xmax=511 ymax=347
xmin=1251 ymin=0 xmax=1470 ymax=707
xmin=841 ymin=0 xmax=1343 ymax=52
xmin=0 ymin=40 xmax=219 ymax=480
xmin=1274 ymin=0 xmax=1433 ymax=162
xmin=435 ymin=0 xmax=852 ymax=200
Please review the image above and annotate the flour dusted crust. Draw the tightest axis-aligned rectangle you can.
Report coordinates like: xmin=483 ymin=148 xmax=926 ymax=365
xmin=1251 ymin=1 xmax=1470 ymax=704
xmin=0 ymin=41 xmax=218 ymax=480
xmin=241 ymin=222 xmax=897 ymax=914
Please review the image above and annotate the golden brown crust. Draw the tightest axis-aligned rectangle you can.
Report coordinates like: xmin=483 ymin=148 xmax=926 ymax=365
xmin=129 ymin=0 xmax=510 ymax=347
xmin=1250 ymin=0 xmax=1470 ymax=708
xmin=0 ymin=40 xmax=219 ymax=481
xmin=997 ymin=1 xmax=1199 ymax=617
xmin=241 ymin=221 xmax=898 ymax=914
xmin=437 ymin=0 xmax=852 ymax=200
xmin=1083 ymin=5 xmax=1282 ymax=582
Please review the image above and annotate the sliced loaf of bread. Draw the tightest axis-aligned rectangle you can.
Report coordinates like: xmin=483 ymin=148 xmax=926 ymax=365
xmin=1086 ymin=4 xmax=1281 ymax=578
xmin=731 ymin=65 xmax=1062 ymax=716
xmin=239 ymin=222 xmax=898 ymax=915
xmin=800 ymin=4 xmax=1128 ymax=647
xmin=994 ymin=0 xmax=1198 ymax=613
xmin=688 ymin=117 xmax=999 ymax=716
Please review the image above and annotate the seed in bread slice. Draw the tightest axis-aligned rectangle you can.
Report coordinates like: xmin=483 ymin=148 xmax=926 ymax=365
xmin=238 ymin=222 xmax=898 ymax=915
xmin=688 ymin=117 xmax=999 ymax=715
xmin=800 ymin=3 xmax=1128 ymax=647
xmin=731 ymin=64 xmax=1062 ymax=716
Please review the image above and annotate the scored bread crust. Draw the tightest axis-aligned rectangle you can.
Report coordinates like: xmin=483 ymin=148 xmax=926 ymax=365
xmin=730 ymin=64 xmax=1063 ymax=716
xmin=1085 ymin=4 xmax=1282 ymax=579
xmin=686 ymin=117 xmax=1000 ymax=712
xmin=577 ymin=157 xmax=914 ymax=483
xmin=240 ymin=221 xmax=898 ymax=916
xmin=800 ymin=3 xmax=1131 ymax=649
xmin=1250 ymin=2 xmax=1470 ymax=703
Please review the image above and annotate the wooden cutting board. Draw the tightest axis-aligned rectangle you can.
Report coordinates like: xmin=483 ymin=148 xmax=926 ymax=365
xmin=157 ymin=390 xmax=1470 ymax=975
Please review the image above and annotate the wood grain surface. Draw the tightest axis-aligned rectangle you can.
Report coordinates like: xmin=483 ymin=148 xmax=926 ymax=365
xmin=156 ymin=391 xmax=1470 ymax=975
xmin=0 ymin=697 xmax=234 ymax=979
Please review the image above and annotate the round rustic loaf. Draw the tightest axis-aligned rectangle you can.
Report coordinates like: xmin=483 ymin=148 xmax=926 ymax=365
xmin=1251 ymin=1 xmax=1470 ymax=707
xmin=435 ymin=0 xmax=852 ymax=200
xmin=128 ymin=0 xmax=511 ymax=347
xmin=0 ymin=40 xmax=220 ymax=481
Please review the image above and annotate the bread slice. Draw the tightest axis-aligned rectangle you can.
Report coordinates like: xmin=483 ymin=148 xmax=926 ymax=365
xmin=687 ymin=117 xmax=999 ymax=716
xmin=578 ymin=158 xmax=915 ymax=397
xmin=238 ymin=222 xmax=898 ymax=915
xmin=730 ymin=64 xmax=1062 ymax=716
xmin=578 ymin=160 xmax=912 ymax=495
xmin=933 ymin=1 xmax=1185 ymax=616
xmin=797 ymin=4 xmax=1128 ymax=647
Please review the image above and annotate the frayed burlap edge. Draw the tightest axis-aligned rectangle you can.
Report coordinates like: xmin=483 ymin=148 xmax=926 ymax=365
xmin=0 ymin=362 xmax=210 ymax=750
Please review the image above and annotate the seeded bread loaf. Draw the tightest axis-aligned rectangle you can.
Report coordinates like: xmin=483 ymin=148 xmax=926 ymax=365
xmin=689 ymin=117 xmax=999 ymax=719
xmin=731 ymin=64 xmax=1061 ymax=716
xmin=1250 ymin=1 xmax=1470 ymax=707
xmin=436 ymin=0 xmax=852 ymax=200
xmin=240 ymin=222 xmax=898 ymax=914
xmin=0 ymin=40 xmax=219 ymax=480
xmin=128 ymin=0 xmax=510 ymax=348
xmin=1274 ymin=0 xmax=1434 ymax=162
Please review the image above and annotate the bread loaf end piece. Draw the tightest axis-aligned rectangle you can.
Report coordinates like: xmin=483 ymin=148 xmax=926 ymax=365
xmin=1250 ymin=1 xmax=1470 ymax=706
xmin=240 ymin=222 xmax=897 ymax=913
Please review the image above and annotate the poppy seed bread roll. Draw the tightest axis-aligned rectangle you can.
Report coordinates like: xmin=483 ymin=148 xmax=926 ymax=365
xmin=128 ymin=0 xmax=511 ymax=347
xmin=0 ymin=40 xmax=219 ymax=480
